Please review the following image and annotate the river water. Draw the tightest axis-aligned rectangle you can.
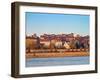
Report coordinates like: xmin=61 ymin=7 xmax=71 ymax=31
xmin=26 ymin=56 xmax=89 ymax=67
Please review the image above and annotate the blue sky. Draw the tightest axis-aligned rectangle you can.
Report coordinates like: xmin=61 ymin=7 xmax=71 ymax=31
xmin=26 ymin=12 xmax=90 ymax=36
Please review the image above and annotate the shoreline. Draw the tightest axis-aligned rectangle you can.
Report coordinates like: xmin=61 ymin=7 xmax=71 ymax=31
xmin=26 ymin=51 xmax=89 ymax=58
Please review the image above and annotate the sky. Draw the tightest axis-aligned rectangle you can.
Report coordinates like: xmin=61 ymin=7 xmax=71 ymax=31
xmin=25 ymin=12 xmax=90 ymax=36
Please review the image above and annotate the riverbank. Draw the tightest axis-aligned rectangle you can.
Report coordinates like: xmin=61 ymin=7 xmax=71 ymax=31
xmin=26 ymin=51 xmax=89 ymax=58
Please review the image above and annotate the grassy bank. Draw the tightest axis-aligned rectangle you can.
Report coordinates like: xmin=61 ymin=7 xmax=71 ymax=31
xmin=26 ymin=51 xmax=89 ymax=58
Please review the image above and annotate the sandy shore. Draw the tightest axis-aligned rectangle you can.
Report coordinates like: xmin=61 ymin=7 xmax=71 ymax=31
xmin=26 ymin=51 xmax=89 ymax=58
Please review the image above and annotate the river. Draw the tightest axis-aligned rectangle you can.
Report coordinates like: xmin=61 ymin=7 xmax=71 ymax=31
xmin=26 ymin=56 xmax=89 ymax=67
